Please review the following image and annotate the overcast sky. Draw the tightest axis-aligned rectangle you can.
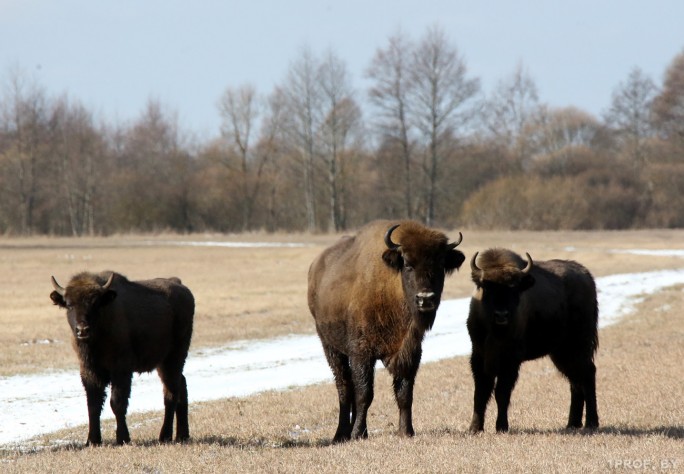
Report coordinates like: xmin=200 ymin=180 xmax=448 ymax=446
xmin=1 ymin=1 xmax=682 ymax=139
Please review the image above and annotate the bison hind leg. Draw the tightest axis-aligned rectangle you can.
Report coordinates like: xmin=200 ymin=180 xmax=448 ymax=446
xmin=323 ymin=345 xmax=354 ymax=443
xmin=157 ymin=361 xmax=188 ymax=443
xmin=551 ymin=353 xmax=599 ymax=430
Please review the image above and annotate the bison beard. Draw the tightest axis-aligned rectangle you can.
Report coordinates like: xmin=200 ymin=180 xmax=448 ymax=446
xmin=467 ymin=248 xmax=599 ymax=433
xmin=308 ymin=220 xmax=465 ymax=442
xmin=50 ymin=271 xmax=194 ymax=445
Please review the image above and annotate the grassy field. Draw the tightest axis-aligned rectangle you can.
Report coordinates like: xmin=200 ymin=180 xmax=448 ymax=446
xmin=1 ymin=229 xmax=683 ymax=472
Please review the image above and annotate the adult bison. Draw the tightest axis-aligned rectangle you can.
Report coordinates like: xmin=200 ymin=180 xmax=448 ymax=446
xmin=308 ymin=220 xmax=465 ymax=442
xmin=50 ymin=271 xmax=194 ymax=445
xmin=466 ymin=248 xmax=599 ymax=433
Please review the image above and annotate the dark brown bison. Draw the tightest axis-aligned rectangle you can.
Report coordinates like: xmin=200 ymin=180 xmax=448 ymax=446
xmin=308 ymin=220 xmax=465 ymax=442
xmin=466 ymin=248 xmax=599 ymax=433
xmin=50 ymin=271 xmax=194 ymax=445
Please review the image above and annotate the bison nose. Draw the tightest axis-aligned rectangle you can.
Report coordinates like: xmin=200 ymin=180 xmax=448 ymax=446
xmin=494 ymin=310 xmax=509 ymax=325
xmin=75 ymin=324 xmax=91 ymax=339
xmin=415 ymin=291 xmax=437 ymax=312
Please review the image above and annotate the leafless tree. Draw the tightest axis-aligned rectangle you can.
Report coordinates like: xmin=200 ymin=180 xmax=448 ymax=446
xmin=652 ymin=49 xmax=684 ymax=145
xmin=50 ymin=95 xmax=104 ymax=235
xmin=218 ymin=84 xmax=276 ymax=230
xmin=367 ymin=31 xmax=416 ymax=219
xmin=604 ymin=67 xmax=657 ymax=168
xmin=0 ymin=68 xmax=50 ymax=234
xmin=520 ymin=106 xmax=607 ymax=176
xmin=409 ymin=26 xmax=480 ymax=225
xmin=484 ymin=62 xmax=540 ymax=155
xmin=279 ymin=47 xmax=323 ymax=232
xmin=318 ymin=49 xmax=361 ymax=231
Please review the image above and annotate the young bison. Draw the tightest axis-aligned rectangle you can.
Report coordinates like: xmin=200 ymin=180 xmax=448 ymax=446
xmin=467 ymin=248 xmax=599 ymax=433
xmin=308 ymin=220 xmax=465 ymax=442
xmin=50 ymin=271 xmax=194 ymax=445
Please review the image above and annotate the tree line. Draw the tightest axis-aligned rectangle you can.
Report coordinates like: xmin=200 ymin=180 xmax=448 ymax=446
xmin=1 ymin=26 xmax=683 ymax=235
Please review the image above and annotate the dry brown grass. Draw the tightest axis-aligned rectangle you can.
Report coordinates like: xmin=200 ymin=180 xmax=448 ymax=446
xmin=1 ymin=229 xmax=684 ymax=472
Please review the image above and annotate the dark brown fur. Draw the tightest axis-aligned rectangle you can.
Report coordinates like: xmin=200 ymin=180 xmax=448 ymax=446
xmin=308 ymin=220 xmax=465 ymax=442
xmin=467 ymin=248 xmax=599 ymax=433
xmin=50 ymin=271 xmax=194 ymax=445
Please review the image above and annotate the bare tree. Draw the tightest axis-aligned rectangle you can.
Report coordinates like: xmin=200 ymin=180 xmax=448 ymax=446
xmin=652 ymin=49 xmax=684 ymax=145
xmin=0 ymin=68 xmax=50 ymax=234
xmin=604 ymin=67 xmax=657 ymax=168
xmin=521 ymin=106 xmax=607 ymax=176
xmin=484 ymin=62 xmax=540 ymax=154
xmin=279 ymin=47 xmax=323 ymax=232
xmin=409 ymin=26 xmax=480 ymax=225
xmin=112 ymin=99 xmax=194 ymax=232
xmin=50 ymin=95 xmax=103 ymax=235
xmin=218 ymin=84 xmax=275 ymax=230
xmin=318 ymin=49 xmax=361 ymax=231
xmin=367 ymin=31 xmax=416 ymax=219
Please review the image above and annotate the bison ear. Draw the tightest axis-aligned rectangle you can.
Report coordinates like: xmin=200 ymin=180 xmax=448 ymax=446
xmin=382 ymin=248 xmax=403 ymax=271
xmin=520 ymin=274 xmax=535 ymax=292
xmin=445 ymin=249 xmax=466 ymax=274
xmin=50 ymin=291 xmax=66 ymax=308
xmin=100 ymin=289 xmax=117 ymax=306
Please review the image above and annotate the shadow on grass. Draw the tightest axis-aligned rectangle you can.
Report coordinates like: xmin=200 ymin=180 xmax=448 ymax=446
xmin=7 ymin=424 xmax=681 ymax=458
xmin=2 ymin=434 xmax=334 ymax=457
xmin=424 ymin=424 xmax=684 ymax=440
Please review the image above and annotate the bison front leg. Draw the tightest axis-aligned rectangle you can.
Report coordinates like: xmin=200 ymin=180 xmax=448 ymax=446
xmin=323 ymin=346 xmax=354 ymax=443
xmin=493 ymin=364 xmax=520 ymax=433
xmin=82 ymin=373 xmax=108 ymax=446
xmin=350 ymin=357 xmax=375 ymax=440
xmin=110 ymin=372 xmax=132 ymax=445
xmin=392 ymin=375 xmax=416 ymax=437
xmin=469 ymin=351 xmax=494 ymax=433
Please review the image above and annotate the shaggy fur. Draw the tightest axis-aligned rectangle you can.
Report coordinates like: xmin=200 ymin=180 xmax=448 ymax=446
xmin=467 ymin=248 xmax=599 ymax=433
xmin=50 ymin=271 xmax=194 ymax=445
xmin=308 ymin=220 xmax=465 ymax=442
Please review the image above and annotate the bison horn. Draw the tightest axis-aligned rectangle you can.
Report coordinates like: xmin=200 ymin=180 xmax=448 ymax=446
xmin=470 ymin=251 xmax=482 ymax=278
xmin=384 ymin=224 xmax=401 ymax=250
xmin=51 ymin=276 xmax=66 ymax=297
xmin=447 ymin=232 xmax=463 ymax=249
xmin=522 ymin=252 xmax=533 ymax=274
xmin=102 ymin=272 xmax=115 ymax=290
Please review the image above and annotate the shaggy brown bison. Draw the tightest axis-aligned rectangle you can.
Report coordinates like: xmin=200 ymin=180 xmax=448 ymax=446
xmin=50 ymin=271 xmax=194 ymax=445
xmin=466 ymin=248 xmax=599 ymax=433
xmin=308 ymin=220 xmax=465 ymax=442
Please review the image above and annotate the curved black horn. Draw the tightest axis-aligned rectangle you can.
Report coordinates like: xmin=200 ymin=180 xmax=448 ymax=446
xmin=384 ymin=224 xmax=401 ymax=250
xmin=51 ymin=276 xmax=66 ymax=297
xmin=102 ymin=272 xmax=115 ymax=290
xmin=522 ymin=253 xmax=533 ymax=274
xmin=447 ymin=231 xmax=463 ymax=249
xmin=470 ymin=251 xmax=482 ymax=277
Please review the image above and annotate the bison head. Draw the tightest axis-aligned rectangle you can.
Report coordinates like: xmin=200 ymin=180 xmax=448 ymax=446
xmin=470 ymin=250 xmax=535 ymax=328
xmin=50 ymin=272 xmax=117 ymax=341
xmin=382 ymin=223 xmax=465 ymax=315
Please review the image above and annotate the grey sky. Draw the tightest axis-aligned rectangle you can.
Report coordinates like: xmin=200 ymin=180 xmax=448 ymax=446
xmin=1 ymin=0 xmax=682 ymax=138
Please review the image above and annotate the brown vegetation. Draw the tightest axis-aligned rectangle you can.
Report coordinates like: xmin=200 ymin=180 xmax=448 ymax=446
xmin=2 ymin=37 xmax=684 ymax=235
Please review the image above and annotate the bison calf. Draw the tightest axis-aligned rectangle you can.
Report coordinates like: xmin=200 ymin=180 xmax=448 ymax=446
xmin=50 ymin=271 xmax=194 ymax=445
xmin=467 ymin=249 xmax=599 ymax=433
xmin=308 ymin=220 xmax=465 ymax=442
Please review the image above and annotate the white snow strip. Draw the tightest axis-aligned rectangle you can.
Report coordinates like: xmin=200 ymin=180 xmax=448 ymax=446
xmin=2 ymin=264 xmax=684 ymax=446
